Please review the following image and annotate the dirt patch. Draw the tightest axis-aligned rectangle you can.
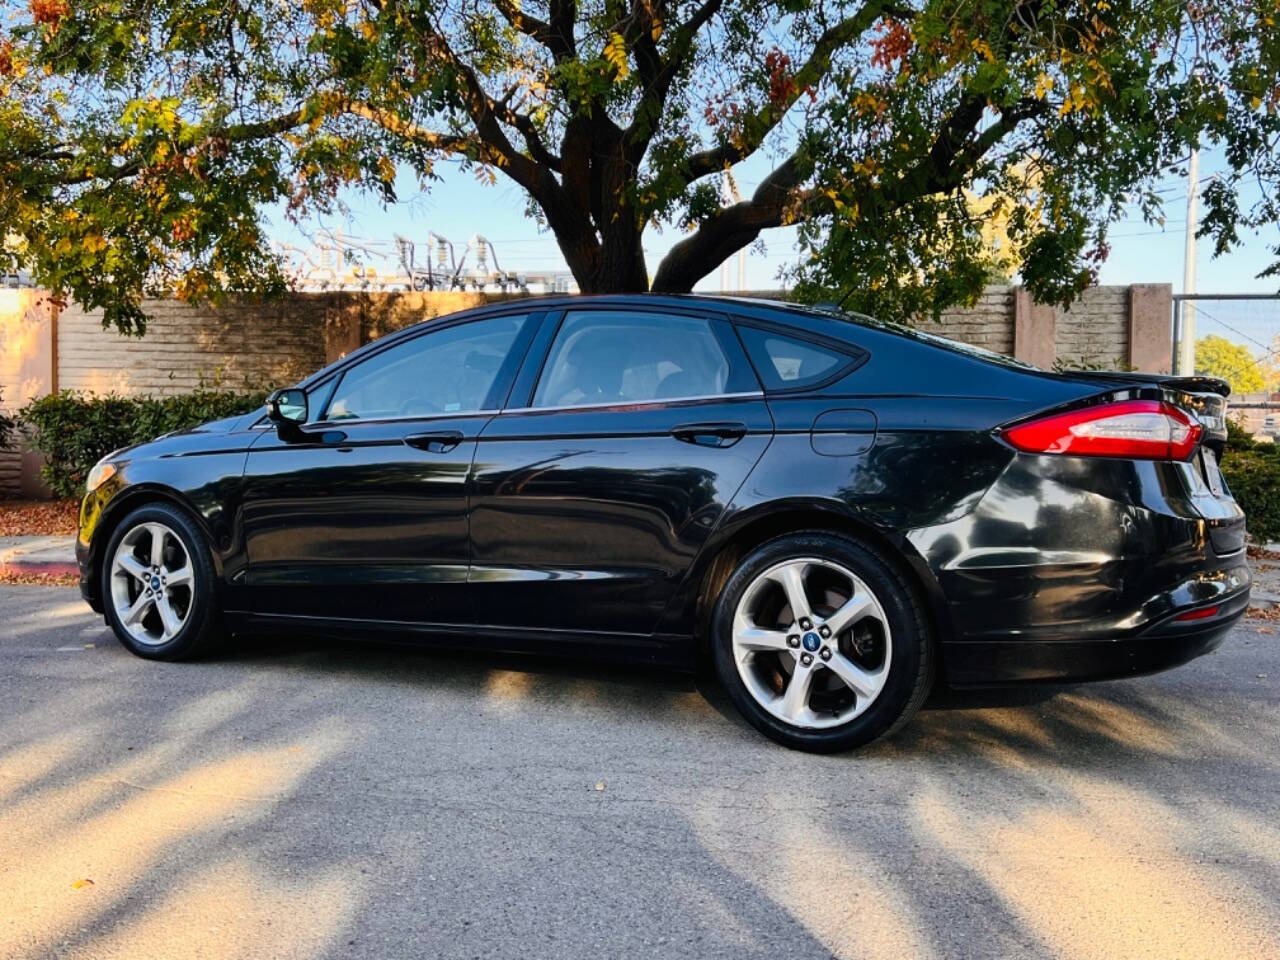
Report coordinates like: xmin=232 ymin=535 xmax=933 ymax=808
xmin=0 ymin=499 xmax=79 ymax=537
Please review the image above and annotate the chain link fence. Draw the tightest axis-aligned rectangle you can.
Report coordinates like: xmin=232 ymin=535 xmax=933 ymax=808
xmin=1172 ymin=293 xmax=1280 ymax=439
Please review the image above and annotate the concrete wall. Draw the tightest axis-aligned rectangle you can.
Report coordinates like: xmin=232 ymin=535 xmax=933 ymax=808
xmin=0 ymin=283 xmax=1173 ymax=495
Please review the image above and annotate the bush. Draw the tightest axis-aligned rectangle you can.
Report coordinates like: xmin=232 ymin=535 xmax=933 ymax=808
xmin=1221 ymin=417 xmax=1280 ymax=544
xmin=1221 ymin=442 xmax=1280 ymax=545
xmin=19 ymin=389 xmax=268 ymax=497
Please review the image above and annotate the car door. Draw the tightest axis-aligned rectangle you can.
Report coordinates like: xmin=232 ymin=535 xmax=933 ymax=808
xmin=468 ymin=306 xmax=774 ymax=638
xmin=239 ymin=311 xmax=537 ymax=625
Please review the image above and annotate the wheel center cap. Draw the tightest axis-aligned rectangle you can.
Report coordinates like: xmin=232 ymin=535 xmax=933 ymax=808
xmin=801 ymin=631 xmax=821 ymax=652
xmin=150 ymin=576 xmax=161 ymax=590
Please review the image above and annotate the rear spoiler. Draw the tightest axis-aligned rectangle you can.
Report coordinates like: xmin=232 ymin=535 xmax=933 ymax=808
xmin=1059 ymin=371 xmax=1231 ymax=398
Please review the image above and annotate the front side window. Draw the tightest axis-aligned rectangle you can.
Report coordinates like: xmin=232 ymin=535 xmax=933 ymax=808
xmin=325 ymin=315 xmax=524 ymax=421
xmin=532 ymin=311 xmax=730 ymax=408
xmin=737 ymin=326 xmax=852 ymax=391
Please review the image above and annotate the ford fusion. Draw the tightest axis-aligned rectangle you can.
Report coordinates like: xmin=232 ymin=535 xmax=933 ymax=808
xmin=76 ymin=296 xmax=1250 ymax=752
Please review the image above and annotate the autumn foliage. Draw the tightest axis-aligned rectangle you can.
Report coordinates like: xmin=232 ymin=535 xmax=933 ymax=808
xmin=1 ymin=1 xmax=1279 ymax=332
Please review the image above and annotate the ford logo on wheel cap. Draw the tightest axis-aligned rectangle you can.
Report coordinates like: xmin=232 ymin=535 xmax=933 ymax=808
xmin=801 ymin=632 xmax=821 ymax=652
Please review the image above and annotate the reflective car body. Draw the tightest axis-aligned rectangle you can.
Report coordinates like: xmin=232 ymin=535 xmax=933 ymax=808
xmin=77 ymin=295 xmax=1250 ymax=683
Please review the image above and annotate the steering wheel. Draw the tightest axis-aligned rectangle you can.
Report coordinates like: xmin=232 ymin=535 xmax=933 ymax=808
xmin=398 ymin=395 xmax=443 ymax=415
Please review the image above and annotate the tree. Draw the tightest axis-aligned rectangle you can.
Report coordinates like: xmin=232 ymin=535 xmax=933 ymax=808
xmin=1 ymin=1 xmax=1279 ymax=334
xmin=1195 ymin=334 xmax=1265 ymax=395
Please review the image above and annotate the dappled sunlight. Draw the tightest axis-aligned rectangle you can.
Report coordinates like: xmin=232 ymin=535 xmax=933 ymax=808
xmin=1049 ymin=691 xmax=1179 ymax=755
xmin=84 ymin=858 xmax=365 ymax=960
xmin=0 ymin=733 xmax=82 ymax=804
xmin=0 ymin=725 xmax=356 ymax=959
xmin=686 ymin=800 xmax=937 ymax=960
xmin=914 ymin=779 xmax=1280 ymax=960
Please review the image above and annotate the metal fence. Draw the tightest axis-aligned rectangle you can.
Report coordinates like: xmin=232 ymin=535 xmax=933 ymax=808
xmin=1173 ymin=292 xmax=1280 ymax=437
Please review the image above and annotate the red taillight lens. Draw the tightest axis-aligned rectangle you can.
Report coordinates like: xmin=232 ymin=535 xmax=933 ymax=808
xmin=1001 ymin=400 xmax=1202 ymax=460
xmin=1174 ymin=605 xmax=1220 ymax=622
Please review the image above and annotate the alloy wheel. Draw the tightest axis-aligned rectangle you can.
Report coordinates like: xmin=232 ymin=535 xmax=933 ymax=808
xmin=109 ymin=521 xmax=195 ymax=646
xmin=731 ymin=557 xmax=892 ymax=730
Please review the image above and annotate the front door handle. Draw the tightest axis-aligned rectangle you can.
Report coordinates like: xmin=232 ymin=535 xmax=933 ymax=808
xmin=404 ymin=430 xmax=464 ymax=454
xmin=671 ymin=421 xmax=748 ymax=448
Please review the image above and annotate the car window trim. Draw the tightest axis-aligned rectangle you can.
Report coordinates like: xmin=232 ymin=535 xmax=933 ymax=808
xmin=729 ymin=316 xmax=870 ymax=395
xmin=501 ymin=391 xmax=764 ymax=415
xmin=319 ymin=311 xmax=539 ymax=423
xmin=303 ymin=409 xmax=499 ymax=431
xmin=511 ymin=305 xmax=754 ymax=412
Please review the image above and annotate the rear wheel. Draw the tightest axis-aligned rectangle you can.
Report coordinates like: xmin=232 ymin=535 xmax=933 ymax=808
xmin=102 ymin=503 xmax=223 ymax=660
xmin=711 ymin=532 xmax=933 ymax=752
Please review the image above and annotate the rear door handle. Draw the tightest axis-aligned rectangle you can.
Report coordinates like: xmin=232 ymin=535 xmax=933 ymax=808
xmin=671 ymin=421 xmax=748 ymax=448
xmin=404 ymin=430 xmax=464 ymax=453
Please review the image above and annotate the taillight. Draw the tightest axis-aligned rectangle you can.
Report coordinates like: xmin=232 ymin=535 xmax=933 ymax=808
xmin=1001 ymin=400 xmax=1202 ymax=460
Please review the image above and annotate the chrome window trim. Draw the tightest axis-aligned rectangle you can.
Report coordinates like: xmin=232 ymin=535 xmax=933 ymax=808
xmin=501 ymin=391 xmax=763 ymax=415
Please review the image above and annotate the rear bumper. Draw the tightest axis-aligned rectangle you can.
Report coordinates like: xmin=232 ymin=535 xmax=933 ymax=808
xmin=943 ymin=585 xmax=1250 ymax=685
xmin=910 ymin=450 xmax=1251 ymax=686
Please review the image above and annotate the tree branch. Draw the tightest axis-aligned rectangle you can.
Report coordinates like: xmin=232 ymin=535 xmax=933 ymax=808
xmin=492 ymin=0 xmax=555 ymax=48
xmin=668 ymin=1 xmax=895 ymax=179
xmin=651 ymin=154 xmax=813 ymax=291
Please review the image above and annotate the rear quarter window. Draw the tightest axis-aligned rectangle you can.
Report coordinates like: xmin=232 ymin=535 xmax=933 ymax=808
xmin=736 ymin=326 xmax=858 ymax=391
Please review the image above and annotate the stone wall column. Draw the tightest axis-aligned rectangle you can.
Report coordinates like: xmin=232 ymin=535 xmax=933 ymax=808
xmin=323 ymin=295 xmax=362 ymax=364
xmin=0 ymin=290 xmax=57 ymax=496
xmin=1127 ymin=283 xmax=1173 ymax=373
xmin=1013 ymin=287 xmax=1057 ymax=368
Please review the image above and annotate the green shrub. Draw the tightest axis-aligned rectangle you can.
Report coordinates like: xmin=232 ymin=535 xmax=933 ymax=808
xmin=1221 ymin=441 xmax=1280 ymax=545
xmin=19 ymin=389 xmax=268 ymax=497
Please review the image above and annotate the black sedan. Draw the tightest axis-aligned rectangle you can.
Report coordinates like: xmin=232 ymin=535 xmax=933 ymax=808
xmin=76 ymin=295 xmax=1251 ymax=752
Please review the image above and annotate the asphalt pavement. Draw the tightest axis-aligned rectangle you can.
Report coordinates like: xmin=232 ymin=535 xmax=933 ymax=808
xmin=1 ymin=585 xmax=1278 ymax=960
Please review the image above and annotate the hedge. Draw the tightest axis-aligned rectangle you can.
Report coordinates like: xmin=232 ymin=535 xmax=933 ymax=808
xmin=1221 ymin=419 xmax=1280 ymax=545
xmin=19 ymin=389 xmax=268 ymax=498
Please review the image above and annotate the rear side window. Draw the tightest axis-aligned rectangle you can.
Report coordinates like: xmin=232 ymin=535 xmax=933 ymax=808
xmin=532 ymin=310 xmax=730 ymax=408
xmin=737 ymin=326 xmax=852 ymax=391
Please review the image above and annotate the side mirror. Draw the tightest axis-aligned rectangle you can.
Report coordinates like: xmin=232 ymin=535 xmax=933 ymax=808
xmin=266 ymin=388 xmax=307 ymax=425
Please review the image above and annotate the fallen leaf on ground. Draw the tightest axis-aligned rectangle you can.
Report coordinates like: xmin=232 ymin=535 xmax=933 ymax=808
xmin=0 ymin=498 xmax=79 ymax=536
xmin=72 ymin=878 xmax=94 ymax=889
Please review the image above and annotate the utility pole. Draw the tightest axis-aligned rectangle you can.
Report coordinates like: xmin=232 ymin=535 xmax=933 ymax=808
xmin=1179 ymin=149 xmax=1200 ymax=374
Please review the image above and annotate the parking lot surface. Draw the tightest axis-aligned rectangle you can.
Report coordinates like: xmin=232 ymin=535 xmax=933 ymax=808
xmin=1 ymin=586 xmax=1278 ymax=959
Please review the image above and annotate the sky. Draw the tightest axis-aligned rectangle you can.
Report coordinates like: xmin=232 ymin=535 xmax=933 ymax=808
xmin=265 ymin=144 xmax=1280 ymax=298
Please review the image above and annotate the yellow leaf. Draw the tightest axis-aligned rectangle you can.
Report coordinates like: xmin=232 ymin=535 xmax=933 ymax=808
xmin=72 ymin=878 xmax=94 ymax=889
xmin=604 ymin=33 xmax=629 ymax=79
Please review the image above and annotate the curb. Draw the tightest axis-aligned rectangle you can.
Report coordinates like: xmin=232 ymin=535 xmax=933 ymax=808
xmin=0 ymin=559 xmax=80 ymax=578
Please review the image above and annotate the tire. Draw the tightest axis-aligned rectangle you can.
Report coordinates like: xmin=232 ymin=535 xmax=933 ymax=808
xmin=100 ymin=502 xmax=224 ymax=660
xmin=711 ymin=531 xmax=933 ymax=753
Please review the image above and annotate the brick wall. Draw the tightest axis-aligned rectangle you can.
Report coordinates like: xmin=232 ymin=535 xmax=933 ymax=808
xmin=934 ymin=286 xmax=1017 ymax=355
xmin=1054 ymin=285 xmax=1131 ymax=369
xmin=58 ymin=295 xmax=333 ymax=397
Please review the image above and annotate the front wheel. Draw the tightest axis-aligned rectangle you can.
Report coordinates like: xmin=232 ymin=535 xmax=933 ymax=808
xmin=101 ymin=502 xmax=223 ymax=660
xmin=711 ymin=532 xmax=934 ymax=753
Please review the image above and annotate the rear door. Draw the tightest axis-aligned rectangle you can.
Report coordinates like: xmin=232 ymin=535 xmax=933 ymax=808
xmin=468 ymin=306 xmax=773 ymax=637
